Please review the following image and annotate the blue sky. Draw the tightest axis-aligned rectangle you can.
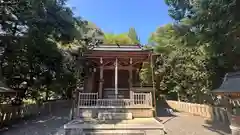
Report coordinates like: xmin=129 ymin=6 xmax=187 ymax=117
xmin=67 ymin=0 xmax=173 ymax=44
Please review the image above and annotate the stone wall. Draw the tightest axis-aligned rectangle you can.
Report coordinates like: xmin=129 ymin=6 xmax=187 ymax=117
xmin=0 ymin=100 xmax=71 ymax=127
xmin=129 ymin=108 xmax=153 ymax=118
xmin=166 ymin=100 xmax=230 ymax=124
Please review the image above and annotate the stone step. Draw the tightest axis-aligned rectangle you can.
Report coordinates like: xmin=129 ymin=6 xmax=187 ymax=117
xmin=84 ymin=130 xmax=146 ymax=135
xmin=66 ymin=129 xmax=164 ymax=135
xmin=98 ymin=112 xmax=133 ymax=120
xmin=76 ymin=108 xmax=132 ymax=119
xmin=67 ymin=129 xmax=165 ymax=135
xmin=64 ymin=118 xmax=165 ymax=135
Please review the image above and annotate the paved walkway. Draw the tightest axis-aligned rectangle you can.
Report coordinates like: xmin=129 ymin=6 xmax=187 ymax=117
xmin=0 ymin=107 xmax=71 ymax=135
xmin=159 ymin=112 xmax=231 ymax=135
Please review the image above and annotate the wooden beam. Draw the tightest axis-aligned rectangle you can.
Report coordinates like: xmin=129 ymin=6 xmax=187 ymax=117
xmin=99 ymin=66 xmax=103 ymax=98
xmin=115 ymin=58 xmax=118 ymax=99
xmin=88 ymin=57 xmax=150 ymax=64
xmin=100 ymin=57 xmax=103 ymax=64
xmin=103 ymin=61 xmax=112 ymax=66
xmin=85 ymin=51 xmax=151 ymax=56
xmin=129 ymin=58 xmax=133 ymax=98
xmin=132 ymin=57 xmax=150 ymax=65
xmin=102 ymin=66 xmax=135 ymax=70
xmin=151 ymin=53 xmax=157 ymax=117
xmin=86 ymin=56 xmax=149 ymax=59
xmin=91 ymin=59 xmax=100 ymax=65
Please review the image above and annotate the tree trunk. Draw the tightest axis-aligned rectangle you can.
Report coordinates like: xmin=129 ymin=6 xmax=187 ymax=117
xmin=45 ymin=89 xmax=49 ymax=101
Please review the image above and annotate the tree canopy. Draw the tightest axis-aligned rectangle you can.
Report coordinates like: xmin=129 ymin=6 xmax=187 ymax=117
xmin=103 ymin=33 xmax=134 ymax=44
xmin=145 ymin=0 xmax=240 ymax=103
xmin=0 ymin=0 xmax=103 ymax=103
xmin=103 ymin=28 xmax=140 ymax=45
xmin=128 ymin=27 xmax=140 ymax=44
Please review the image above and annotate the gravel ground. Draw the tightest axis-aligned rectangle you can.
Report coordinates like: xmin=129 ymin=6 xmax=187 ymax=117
xmin=1 ymin=107 xmax=71 ymax=135
xmin=161 ymin=112 xmax=231 ymax=135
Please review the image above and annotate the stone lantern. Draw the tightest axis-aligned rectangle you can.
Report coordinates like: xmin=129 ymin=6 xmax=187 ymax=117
xmin=213 ymin=72 xmax=240 ymax=135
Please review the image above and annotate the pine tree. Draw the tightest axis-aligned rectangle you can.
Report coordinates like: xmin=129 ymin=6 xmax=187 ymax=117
xmin=128 ymin=27 xmax=140 ymax=44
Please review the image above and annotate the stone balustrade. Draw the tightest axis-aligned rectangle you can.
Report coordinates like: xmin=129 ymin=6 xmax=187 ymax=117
xmin=166 ymin=100 xmax=230 ymax=124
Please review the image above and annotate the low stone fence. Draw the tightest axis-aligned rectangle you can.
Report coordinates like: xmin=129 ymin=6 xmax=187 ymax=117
xmin=166 ymin=100 xmax=230 ymax=124
xmin=0 ymin=100 xmax=71 ymax=127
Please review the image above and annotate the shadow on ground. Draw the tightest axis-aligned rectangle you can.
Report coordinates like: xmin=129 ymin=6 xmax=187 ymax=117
xmin=202 ymin=119 xmax=231 ymax=135
xmin=0 ymin=107 xmax=71 ymax=135
xmin=155 ymin=98 xmax=177 ymax=126
xmin=156 ymin=98 xmax=177 ymax=117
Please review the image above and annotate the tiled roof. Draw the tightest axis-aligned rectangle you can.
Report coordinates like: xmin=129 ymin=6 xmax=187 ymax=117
xmin=213 ymin=72 xmax=240 ymax=93
xmin=92 ymin=44 xmax=151 ymax=52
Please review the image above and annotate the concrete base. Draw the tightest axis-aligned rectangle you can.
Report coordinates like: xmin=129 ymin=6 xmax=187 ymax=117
xmin=98 ymin=112 xmax=133 ymax=120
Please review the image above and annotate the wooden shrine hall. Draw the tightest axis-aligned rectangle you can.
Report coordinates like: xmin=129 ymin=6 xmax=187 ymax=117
xmin=83 ymin=44 xmax=153 ymax=99
xmin=73 ymin=44 xmax=156 ymax=119
xmin=66 ymin=45 xmax=164 ymax=134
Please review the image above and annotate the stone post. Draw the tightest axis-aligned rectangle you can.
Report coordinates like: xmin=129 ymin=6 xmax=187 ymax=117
xmin=230 ymin=115 xmax=240 ymax=135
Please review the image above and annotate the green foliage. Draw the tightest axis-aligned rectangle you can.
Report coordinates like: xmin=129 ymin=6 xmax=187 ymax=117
xmin=149 ymin=0 xmax=240 ymax=103
xmin=165 ymin=0 xmax=240 ymax=72
xmin=104 ymin=33 xmax=135 ymax=44
xmin=139 ymin=62 xmax=152 ymax=86
xmin=103 ymin=28 xmax=140 ymax=45
xmin=149 ymin=24 xmax=214 ymax=103
xmin=0 ymin=0 xmax=103 ymax=102
xmin=128 ymin=28 xmax=140 ymax=44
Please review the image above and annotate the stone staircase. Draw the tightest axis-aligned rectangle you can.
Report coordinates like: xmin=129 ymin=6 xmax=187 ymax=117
xmin=64 ymin=118 xmax=165 ymax=135
xmin=67 ymin=107 xmax=165 ymax=135
xmin=67 ymin=95 xmax=164 ymax=134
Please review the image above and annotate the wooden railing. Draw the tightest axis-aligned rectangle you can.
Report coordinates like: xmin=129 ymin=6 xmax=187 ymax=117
xmin=96 ymin=99 xmax=133 ymax=107
xmin=78 ymin=93 xmax=98 ymax=107
xmin=77 ymin=92 xmax=152 ymax=108
xmin=133 ymin=92 xmax=152 ymax=107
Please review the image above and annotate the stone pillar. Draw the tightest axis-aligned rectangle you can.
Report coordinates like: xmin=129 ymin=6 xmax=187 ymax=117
xmin=230 ymin=125 xmax=240 ymax=135
xmin=230 ymin=115 xmax=240 ymax=135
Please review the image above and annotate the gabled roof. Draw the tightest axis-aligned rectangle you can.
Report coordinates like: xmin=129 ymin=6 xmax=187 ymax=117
xmin=92 ymin=44 xmax=151 ymax=52
xmin=213 ymin=72 xmax=240 ymax=93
